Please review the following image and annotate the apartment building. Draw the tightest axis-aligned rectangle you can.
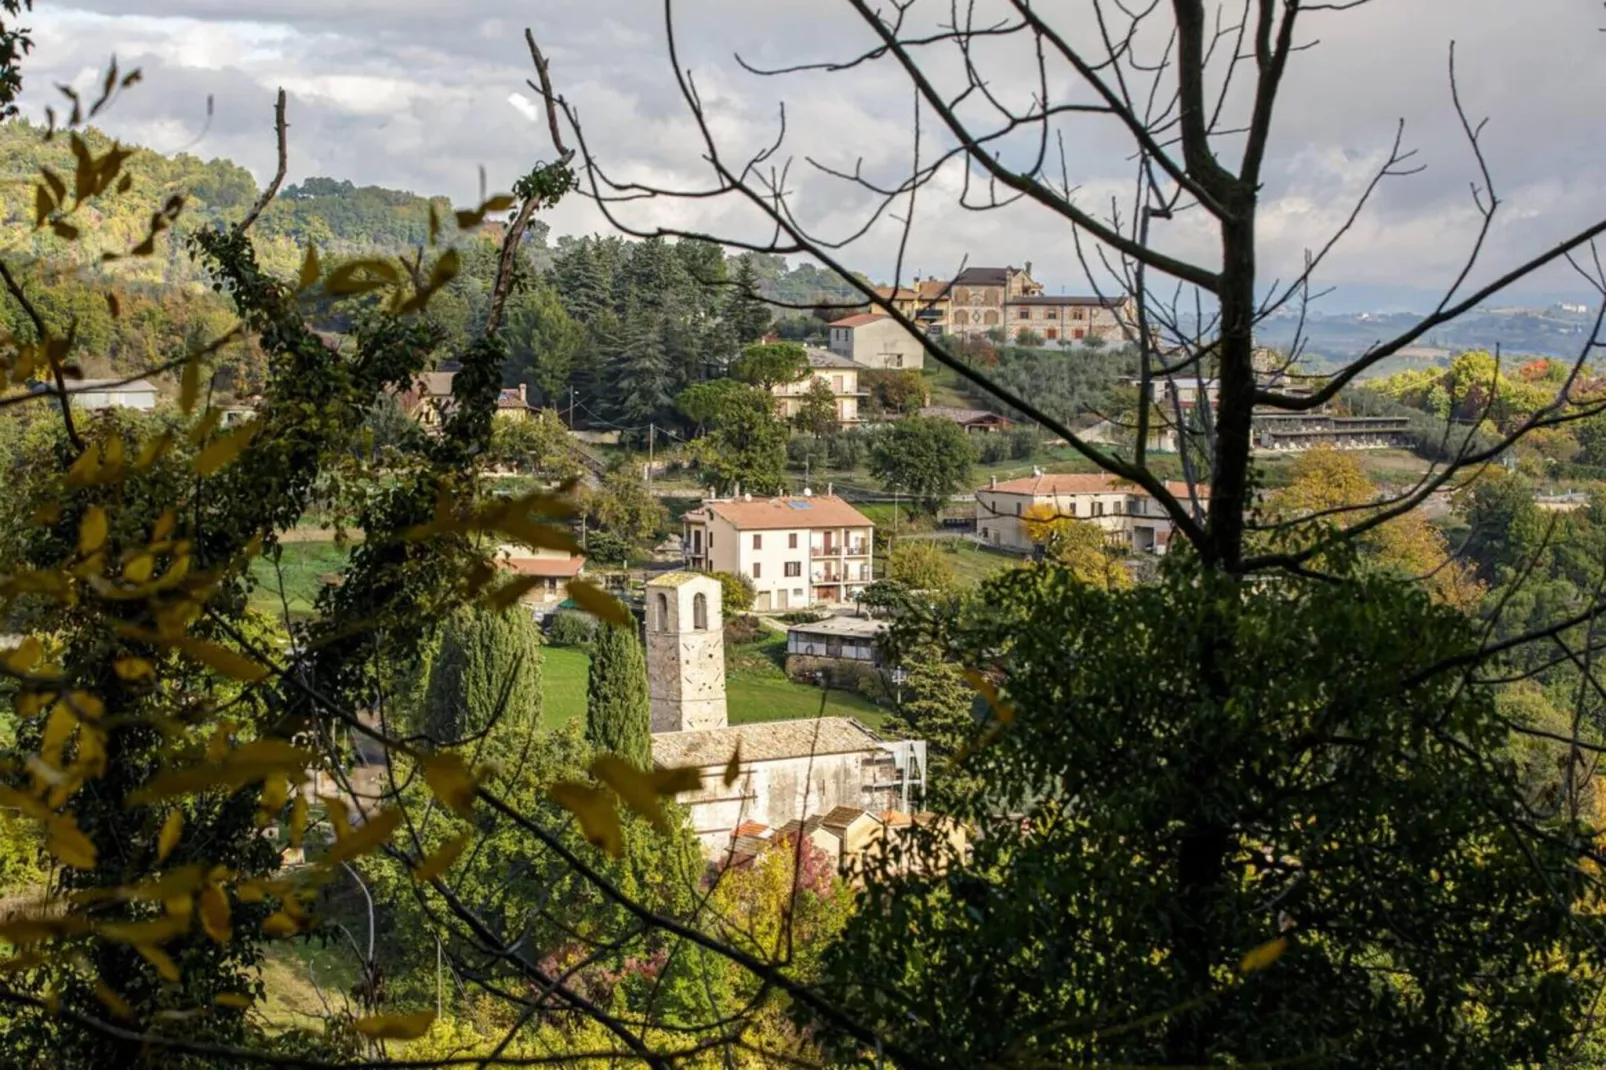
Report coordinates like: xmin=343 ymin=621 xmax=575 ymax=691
xmin=1007 ymin=295 xmax=1129 ymax=345
xmin=827 ymin=313 xmax=926 ymax=370
xmin=771 ymin=349 xmax=869 ymax=428
xmin=681 ymin=493 xmax=875 ymax=609
xmin=872 ymin=278 xmax=952 ymax=337
xmin=974 ymin=471 xmax=1205 ymax=554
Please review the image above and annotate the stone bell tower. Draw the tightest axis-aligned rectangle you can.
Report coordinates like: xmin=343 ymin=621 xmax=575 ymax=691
xmin=645 ymin=572 xmax=727 ymax=733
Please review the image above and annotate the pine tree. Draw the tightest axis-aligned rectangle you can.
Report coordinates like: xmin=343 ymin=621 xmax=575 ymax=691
xmin=606 ymin=309 xmax=674 ymax=437
xmin=586 ymin=621 xmax=653 ymax=767
xmin=420 ymin=606 xmax=543 ymax=743
xmin=553 ymin=238 xmax=611 ymax=325
xmin=727 ymin=255 xmax=774 ymax=343
xmin=884 ymin=638 xmax=977 ymax=769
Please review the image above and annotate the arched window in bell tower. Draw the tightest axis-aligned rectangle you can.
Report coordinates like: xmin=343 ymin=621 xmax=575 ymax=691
xmin=692 ymin=592 xmax=708 ymax=631
xmin=655 ymin=592 xmax=669 ymax=631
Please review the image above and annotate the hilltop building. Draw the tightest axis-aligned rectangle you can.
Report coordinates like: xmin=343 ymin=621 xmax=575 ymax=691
xmin=770 ymin=349 xmax=868 ymax=428
xmin=827 ymin=313 xmax=926 ymax=369
xmin=974 ymin=471 xmax=1207 ymax=554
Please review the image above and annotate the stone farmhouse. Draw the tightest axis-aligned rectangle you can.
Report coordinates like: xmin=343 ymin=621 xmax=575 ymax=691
xmin=874 ymin=264 xmax=1132 ymax=345
xmin=974 ymin=471 xmax=1207 ymax=554
xmin=681 ymin=493 xmax=875 ymax=609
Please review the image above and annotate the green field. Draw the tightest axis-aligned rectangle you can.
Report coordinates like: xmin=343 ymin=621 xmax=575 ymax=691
xmin=540 ymin=636 xmax=886 ymax=731
xmin=248 ymin=541 xmax=352 ymax=620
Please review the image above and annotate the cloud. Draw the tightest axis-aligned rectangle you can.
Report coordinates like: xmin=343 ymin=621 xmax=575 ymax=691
xmin=14 ymin=0 xmax=1606 ymax=310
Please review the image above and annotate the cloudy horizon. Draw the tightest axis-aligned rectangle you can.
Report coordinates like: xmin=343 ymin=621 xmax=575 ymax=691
xmin=11 ymin=0 xmax=1606 ymax=313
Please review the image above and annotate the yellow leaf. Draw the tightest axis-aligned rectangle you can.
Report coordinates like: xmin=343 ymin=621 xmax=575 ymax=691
xmin=123 ymin=552 xmax=155 ymax=584
xmin=137 ymin=430 xmax=174 ymax=469
xmin=3 ymin=637 xmax=43 ymax=674
xmin=491 ymin=516 xmax=582 ymax=554
xmin=199 ymin=883 xmax=231 ymax=944
xmin=40 ymin=702 xmax=76 ymax=765
xmin=52 ymin=219 xmax=79 ymax=241
xmin=214 ymin=992 xmax=252 ymax=1009
xmin=298 ymin=243 xmax=321 ymax=292
xmin=192 ymin=422 xmax=257 ymax=477
xmin=325 ymin=259 xmax=399 ymax=296
xmin=172 ymin=636 xmax=270 ymax=682
xmin=114 ymin=657 xmax=154 ymax=681
xmin=65 ymin=442 xmax=102 ymax=487
xmin=1239 ymin=936 xmax=1289 ymax=974
xmin=322 ymin=806 xmax=403 ymax=865
xmin=157 ymin=810 xmax=183 ymax=863
xmin=650 ymin=766 xmax=702 ymax=796
xmin=0 ymin=785 xmax=49 ymax=821
xmin=590 ymin=755 xmax=666 ymax=830
xmin=353 ymin=1010 xmax=437 ymax=1041
xmin=963 ymin=668 xmax=1015 ymax=725
xmin=484 ymin=575 xmax=544 ymax=610
xmin=261 ymin=911 xmax=300 ymax=938
xmin=321 ymin=795 xmax=351 ymax=840
xmin=152 ymin=509 xmax=177 ymax=542
xmin=550 ymin=781 xmax=623 ymax=856
xmin=99 ymin=914 xmax=188 ymax=945
xmin=78 ymin=506 xmax=109 ymax=555
xmin=412 ymin=833 xmax=471 ymax=882
xmin=422 ymin=754 xmax=477 ymax=817
xmin=77 ymin=724 xmax=107 ymax=777
xmin=34 ymin=183 xmax=52 ymax=227
xmin=723 ymin=743 xmax=742 ymax=788
xmin=0 ymin=951 xmax=44 ymax=975
xmin=567 ymin=579 xmax=632 ymax=628
xmin=136 ymin=942 xmax=181 ymax=982
xmin=93 ymin=981 xmax=134 ymax=1020
xmin=47 ymin=814 xmax=96 ymax=869
xmin=180 ymin=356 xmax=201 ymax=414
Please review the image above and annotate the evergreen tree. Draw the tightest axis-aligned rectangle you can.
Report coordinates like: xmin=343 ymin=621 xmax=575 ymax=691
xmin=504 ymin=281 xmax=587 ymax=404
xmin=552 ymin=237 xmax=611 ymax=325
xmin=884 ymin=638 xmax=977 ymax=772
xmin=727 ymin=255 xmax=775 ymax=343
xmin=586 ymin=621 xmax=653 ymax=767
xmin=607 ymin=309 xmax=674 ymax=437
xmin=420 ymin=606 xmax=543 ymax=743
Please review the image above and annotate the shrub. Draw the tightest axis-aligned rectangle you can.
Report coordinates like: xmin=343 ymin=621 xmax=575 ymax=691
xmin=723 ymin=613 xmax=763 ymax=645
xmin=711 ymin=570 xmax=756 ymax=612
xmin=544 ymin=610 xmax=598 ymax=648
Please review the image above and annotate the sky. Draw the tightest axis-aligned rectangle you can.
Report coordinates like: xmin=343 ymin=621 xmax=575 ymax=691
xmin=13 ymin=0 xmax=1606 ymax=313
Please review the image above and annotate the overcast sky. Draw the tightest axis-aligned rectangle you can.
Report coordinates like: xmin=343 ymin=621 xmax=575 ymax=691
xmin=15 ymin=1 xmax=1606 ymax=312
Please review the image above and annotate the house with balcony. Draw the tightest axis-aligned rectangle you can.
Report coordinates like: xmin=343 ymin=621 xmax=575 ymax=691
xmin=872 ymin=278 xmax=951 ymax=337
xmin=771 ymin=349 xmax=869 ymax=428
xmin=681 ymin=493 xmax=875 ymax=609
xmin=974 ymin=471 xmax=1206 ymax=555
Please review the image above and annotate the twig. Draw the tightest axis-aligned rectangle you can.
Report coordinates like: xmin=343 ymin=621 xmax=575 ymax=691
xmin=235 ymin=88 xmax=288 ymax=237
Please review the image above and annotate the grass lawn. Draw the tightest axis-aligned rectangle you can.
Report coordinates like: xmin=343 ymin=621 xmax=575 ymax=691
xmin=936 ymin=539 xmax=1021 ymax=588
xmin=249 ymin=541 xmax=352 ymax=620
xmin=540 ymin=634 xmax=886 ymax=732
xmin=259 ymin=939 xmax=360 ymax=1028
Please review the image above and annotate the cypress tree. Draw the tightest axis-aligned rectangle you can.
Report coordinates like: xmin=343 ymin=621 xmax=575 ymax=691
xmin=586 ymin=621 xmax=652 ymax=767
xmin=420 ymin=606 xmax=543 ymax=743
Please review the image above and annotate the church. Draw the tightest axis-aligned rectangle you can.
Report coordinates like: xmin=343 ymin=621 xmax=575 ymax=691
xmin=643 ymin=572 xmax=927 ymax=852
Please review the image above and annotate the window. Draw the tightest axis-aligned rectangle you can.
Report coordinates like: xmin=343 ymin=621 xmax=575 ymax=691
xmin=832 ymin=375 xmax=844 ymax=392
xmin=981 ymin=526 xmax=989 ymax=539
xmin=1015 ymin=502 xmax=1022 ymax=516
xmin=752 ymin=533 xmax=762 ymax=550
xmin=784 ymin=562 xmax=802 ymax=578
xmin=1113 ymin=500 xmax=1123 ymax=515
xmin=1074 ymin=328 xmax=1086 ymax=339
xmin=693 ymin=592 xmax=708 ymax=630
xmin=1046 ymin=309 xmax=1058 ymax=319
xmin=788 ymin=533 xmax=798 ymax=549
xmin=655 ymin=592 xmax=669 ymax=631
xmin=1094 ymin=502 xmax=1105 ymax=517
xmin=1073 ymin=308 xmax=1085 ymax=321
xmin=752 ymin=562 xmax=762 ymax=579
xmin=793 ymin=588 xmax=804 ymax=598
xmin=1045 ymin=329 xmax=1057 ymax=340
xmin=1017 ymin=308 xmax=1030 ymax=320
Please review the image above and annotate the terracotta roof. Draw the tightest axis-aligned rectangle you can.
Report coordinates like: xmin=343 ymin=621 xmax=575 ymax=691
xmin=496 ymin=387 xmax=529 ymax=410
xmin=916 ymin=279 xmax=952 ymax=299
xmin=829 ymin=313 xmax=889 ymax=329
xmin=501 ymin=555 xmax=585 ymax=578
xmin=820 ymin=805 xmax=870 ymax=832
xmin=920 ymin=406 xmax=1012 ymax=426
xmin=772 ymin=816 xmax=826 ymax=840
xmin=872 ymin=286 xmax=917 ymax=301
xmin=651 ymin=717 xmax=883 ymax=768
xmin=728 ymin=834 xmax=770 ymax=857
xmin=985 ymin=472 xmax=1210 ymax=499
xmin=804 ymin=348 xmax=861 ymax=369
xmin=733 ymin=820 xmax=770 ymax=839
xmin=702 ymin=495 xmax=873 ymax=531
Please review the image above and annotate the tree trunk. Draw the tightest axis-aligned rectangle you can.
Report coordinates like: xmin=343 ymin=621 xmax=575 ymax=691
xmin=1207 ymin=204 xmax=1258 ymax=571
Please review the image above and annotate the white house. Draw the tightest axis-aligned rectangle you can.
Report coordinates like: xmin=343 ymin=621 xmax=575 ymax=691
xmin=771 ymin=349 xmax=868 ymax=428
xmin=974 ymin=471 xmax=1206 ymax=554
xmin=682 ymin=493 xmax=874 ymax=609
xmin=827 ymin=313 xmax=926 ymax=370
xmin=42 ymin=378 xmax=159 ymax=411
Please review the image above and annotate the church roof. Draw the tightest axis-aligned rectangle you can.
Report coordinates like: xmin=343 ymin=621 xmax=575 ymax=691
xmin=646 ymin=570 xmax=714 ymax=588
xmin=652 ymin=717 xmax=883 ymax=768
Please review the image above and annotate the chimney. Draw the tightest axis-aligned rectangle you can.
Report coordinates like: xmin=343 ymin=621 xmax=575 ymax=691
xmin=990 ymin=475 xmax=997 ymax=489
xmin=826 ymin=482 xmax=833 ymax=497
xmin=734 ymin=481 xmax=740 ymax=500
xmin=516 ymin=383 xmax=527 ymax=403
xmin=1033 ymin=466 xmax=1043 ymax=477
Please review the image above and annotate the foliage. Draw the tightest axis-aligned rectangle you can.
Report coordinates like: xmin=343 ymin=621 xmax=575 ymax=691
xmin=869 ymin=415 xmax=975 ymax=514
xmin=711 ymin=570 xmax=756 ymax=613
xmin=821 ymin=560 xmax=1603 ymax=1068
xmin=585 ymin=622 xmax=652 ymax=768
xmin=724 ymin=254 xmax=774 ymax=344
xmin=585 ymin=466 xmax=667 ymax=556
xmin=886 ymin=541 xmax=956 ymax=591
xmin=732 ymin=341 xmax=807 ymax=389
xmin=881 ymin=637 xmax=975 ymax=778
xmin=793 ymin=377 xmax=839 ymax=436
xmin=419 ymin=605 xmax=544 ymax=744
xmin=681 ymin=382 xmax=790 ymax=496
xmin=503 ymin=282 xmax=586 ymax=404
xmin=543 ymin=610 xmax=597 ymax=648
xmin=487 ymin=408 xmax=582 ymax=480
xmin=1020 ymin=506 xmax=1134 ymax=589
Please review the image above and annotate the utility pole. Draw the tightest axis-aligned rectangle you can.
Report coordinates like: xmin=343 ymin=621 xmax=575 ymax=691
xmin=568 ymin=386 xmax=575 ymax=429
xmin=647 ymin=423 xmax=655 ymax=493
